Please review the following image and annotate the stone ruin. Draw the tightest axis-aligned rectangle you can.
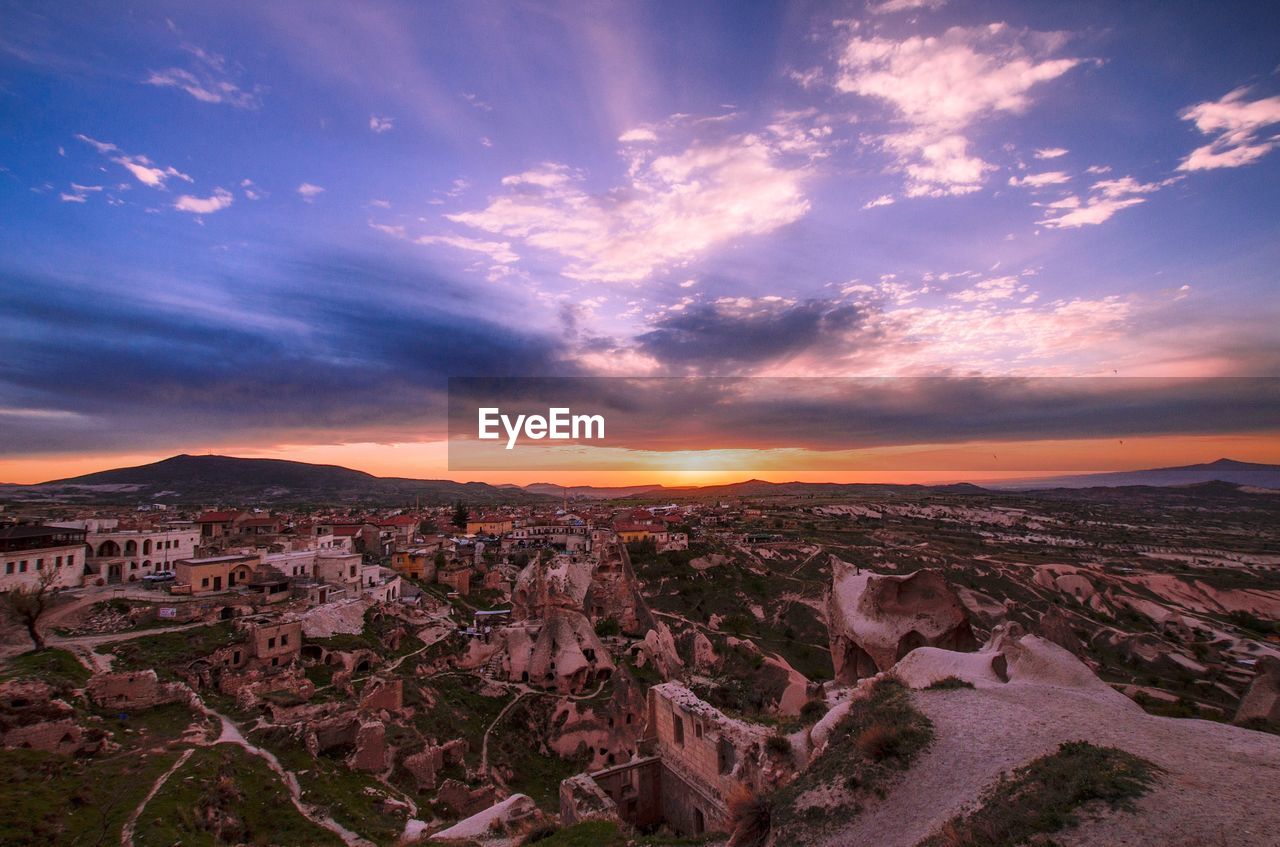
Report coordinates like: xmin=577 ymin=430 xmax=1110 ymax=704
xmin=559 ymin=681 xmax=795 ymax=838
xmin=827 ymin=563 xmax=977 ymax=683
xmin=86 ymin=669 xmax=193 ymax=711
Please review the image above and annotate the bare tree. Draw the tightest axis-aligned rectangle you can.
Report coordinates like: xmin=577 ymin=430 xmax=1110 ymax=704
xmin=3 ymin=565 xmax=60 ymax=649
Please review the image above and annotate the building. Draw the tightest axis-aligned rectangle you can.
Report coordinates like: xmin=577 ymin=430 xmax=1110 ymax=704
xmin=466 ymin=515 xmax=514 ymax=535
xmin=173 ymin=553 xmax=260 ymax=595
xmin=82 ymin=524 xmax=199 ymax=584
xmin=560 ymin=683 xmax=778 ymax=837
xmin=391 ymin=547 xmax=440 ymax=581
xmin=0 ymin=525 xmax=86 ymax=592
xmin=195 ymin=510 xmax=250 ymax=538
xmin=313 ymin=551 xmax=363 ymax=590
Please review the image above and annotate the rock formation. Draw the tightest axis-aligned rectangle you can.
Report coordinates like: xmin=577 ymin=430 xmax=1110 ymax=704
xmin=1236 ymin=655 xmax=1280 ymax=726
xmin=827 ymin=563 xmax=976 ymax=683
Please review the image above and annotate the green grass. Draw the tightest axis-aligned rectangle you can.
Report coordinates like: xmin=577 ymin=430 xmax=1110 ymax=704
xmin=107 ymin=622 xmax=240 ymax=678
xmin=0 ymin=703 xmax=201 ymax=846
xmin=408 ymin=674 xmax=510 ymax=769
xmin=133 ymin=745 xmax=345 ymax=847
xmin=486 ymin=697 xmax=590 ymax=811
xmin=2 ymin=647 xmax=91 ymax=689
xmin=770 ymin=677 xmax=934 ymax=844
xmin=919 ymin=741 xmax=1159 ymax=847
xmin=523 ymin=818 xmax=721 ymax=846
xmin=924 ymin=676 xmax=974 ymax=691
xmin=247 ymin=725 xmax=409 ymax=846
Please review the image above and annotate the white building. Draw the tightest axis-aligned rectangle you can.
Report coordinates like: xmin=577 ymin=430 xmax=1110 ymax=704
xmin=0 ymin=525 xmax=87 ymax=592
xmin=80 ymin=523 xmax=200 ymax=584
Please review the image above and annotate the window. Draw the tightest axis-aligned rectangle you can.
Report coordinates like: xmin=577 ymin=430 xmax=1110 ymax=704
xmin=271 ymin=657 xmax=279 ymax=667
xmin=673 ymin=711 xmax=685 ymax=746
xmin=35 ymin=559 xmax=43 ymax=570
xmin=55 ymin=556 xmax=63 ymax=567
xmin=66 ymin=554 xmax=74 ymax=566
xmin=19 ymin=561 xmax=27 ymax=573
xmin=268 ymin=637 xmax=276 ymax=649
xmin=4 ymin=563 xmax=13 ymax=574
xmin=280 ymin=634 xmax=289 ymax=646
xmin=202 ymin=578 xmax=210 ymax=587
xmin=130 ymin=561 xmax=138 ymax=570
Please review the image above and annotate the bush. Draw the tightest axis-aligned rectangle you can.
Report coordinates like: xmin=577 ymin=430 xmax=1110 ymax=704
xmin=800 ymin=699 xmax=827 ymax=721
xmin=727 ymin=785 xmax=771 ymax=847
xmin=923 ymin=741 xmax=1158 ymax=847
xmin=765 ymin=734 xmax=792 ymax=756
xmin=925 ymin=676 xmax=975 ymax=691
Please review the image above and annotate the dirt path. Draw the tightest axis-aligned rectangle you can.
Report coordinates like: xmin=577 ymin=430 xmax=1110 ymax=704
xmin=121 ymin=747 xmax=195 ymax=847
xmin=203 ymin=707 xmax=375 ymax=847
xmin=822 ymin=684 xmax=1280 ymax=847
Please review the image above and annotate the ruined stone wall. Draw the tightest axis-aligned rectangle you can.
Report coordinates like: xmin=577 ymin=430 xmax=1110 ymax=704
xmin=587 ymin=757 xmax=664 ymax=831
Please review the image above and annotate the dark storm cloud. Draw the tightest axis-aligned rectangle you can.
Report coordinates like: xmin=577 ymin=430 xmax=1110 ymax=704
xmin=636 ymin=299 xmax=869 ymax=370
xmin=0 ymin=254 xmax=573 ymax=454
xmin=447 ymin=375 xmax=1280 ymax=468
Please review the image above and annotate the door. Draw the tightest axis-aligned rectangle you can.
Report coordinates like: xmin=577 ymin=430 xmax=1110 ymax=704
xmin=213 ymin=576 xmax=222 ymax=590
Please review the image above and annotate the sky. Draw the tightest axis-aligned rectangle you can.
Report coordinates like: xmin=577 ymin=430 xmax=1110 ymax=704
xmin=1 ymin=0 xmax=1278 ymax=485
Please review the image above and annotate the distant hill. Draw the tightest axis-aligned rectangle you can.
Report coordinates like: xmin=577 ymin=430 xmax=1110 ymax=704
xmin=996 ymin=458 xmax=1280 ymax=490
xmin=523 ymin=482 xmax=668 ymax=500
xmin=3 ymin=454 xmax=552 ymax=506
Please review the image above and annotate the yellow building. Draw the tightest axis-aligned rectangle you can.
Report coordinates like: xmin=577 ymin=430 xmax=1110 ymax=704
xmin=391 ymin=547 xmax=439 ymax=581
xmin=173 ymin=554 xmax=259 ymax=594
xmin=466 ymin=516 xmax=514 ymax=535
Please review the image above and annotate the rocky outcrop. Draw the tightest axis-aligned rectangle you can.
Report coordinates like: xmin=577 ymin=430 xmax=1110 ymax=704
xmin=1236 ymin=655 xmax=1280 ymax=726
xmin=358 ymin=677 xmax=403 ymax=713
xmin=3 ymin=720 xmax=88 ymax=755
xmin=503 ymin=609 xmax=614 ymax=693
xmin=402 ymin=739 xmax=468 ymax=791
xmin=429 ymin=793 xmax=542 ymax=842
xmin=631 ymin=621 xmax=683 ymax=680
xmin=827 ymin=564 xmax=976 ymax=683
xmin=87 ymin=670 xmax=192 ymax=711
xmin=559 ymin=774 xmax=621 ymax=826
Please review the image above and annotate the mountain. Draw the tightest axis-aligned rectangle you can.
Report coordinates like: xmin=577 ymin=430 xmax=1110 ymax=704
xmin=2 ymin=454 xmax=551 ymax=506
xmin=996 ymin=458 xmax=1280 ymax=490
xmin=523 ymin=482 xmax=668 ymax=500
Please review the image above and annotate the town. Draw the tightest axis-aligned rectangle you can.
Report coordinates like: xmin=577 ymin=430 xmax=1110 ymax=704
xmin=1 ymin=468 xmax=1278 ymax=846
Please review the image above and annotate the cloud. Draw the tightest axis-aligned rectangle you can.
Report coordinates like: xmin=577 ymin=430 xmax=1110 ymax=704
xmin=145 ymin=44 xmax=262 ymax=108
xmin=1008 ymin=171 xmax=1070 ymax=188
xmin=448 ymin=117 xmax=817 ymax=282
xmin=414 ymin=234 xmax=519 ymax=265
xmin=174 ymin=187 xmax=233 ymax=214
xmin=0 ymin=255 xmax=571 ymax=454
xmin=1177 ymin=85 xmax=1280 ymax=171
xmin=862 ymin=194 xmax=895 ymax=209
xmin=836 ymin=24 xmax=1084 ymax=197
xmin=370 ymin=115 xmax=394 ymax=133
xmin=1034 ymin=147 xmax=1068 ymax=159
xmin=241 ymin=179 xmax=264 ymax=200
xmin=867 ymin=0 xmax=947 ymax=13
xmin=948 ymin=275 xmax=1028 ymax=302
xmin=1037 ymin=176 xmax=1163 ymax=228
xmin=636 ymin=298 xmax=868 ymax=371
xmin=75 ymin=134 xmax=192 ymax=189
xmin=619 ymin=127 xmax=658 ymax=143
xmin=297 ymin=182 xmax=326 ymax=201
xmin=59 ymin=183 xmax=102 ymax=203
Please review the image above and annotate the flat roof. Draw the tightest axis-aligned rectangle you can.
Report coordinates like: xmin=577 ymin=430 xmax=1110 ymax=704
xmin=179 ymin=554 xmax=256 ymax=564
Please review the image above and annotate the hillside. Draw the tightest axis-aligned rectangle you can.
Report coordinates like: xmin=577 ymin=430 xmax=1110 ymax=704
xmin=2 ymin=454 xmax=551 ymax=506
xmin=997 ymin=458 xmax=1280 ymax=490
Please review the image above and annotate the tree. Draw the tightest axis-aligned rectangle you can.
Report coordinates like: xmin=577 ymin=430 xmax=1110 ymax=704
xmin=452 ymin=501 xmax=469 ymax=530
xmin=4 ymin=566 xmax=60 ymax=650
